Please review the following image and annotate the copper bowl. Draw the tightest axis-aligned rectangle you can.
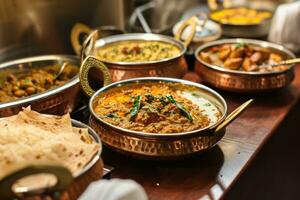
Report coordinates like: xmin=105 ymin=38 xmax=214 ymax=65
xmin=0 ymin=119 xmax=102 ymax=199
xmin=0 ymin=55 xmax=81 ymax=117
xmin=79 ymin=32 xmax=188 ymax=82
xmin=79 ymin=57 xmax=230 ymax=158
xmin=195 ymin=39 xmax=296 ymax=93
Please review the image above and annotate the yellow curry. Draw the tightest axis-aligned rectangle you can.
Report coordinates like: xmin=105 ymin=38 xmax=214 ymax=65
xmin=96 ymin=40 xmax=181 ymax=63
xmin=210 ymin=7 xmax=272 ymax=25
xmin=94 ymin=83 xmax=221 ymax=134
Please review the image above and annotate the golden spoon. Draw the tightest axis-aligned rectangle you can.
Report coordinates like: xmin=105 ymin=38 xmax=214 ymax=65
xmin=214 ymin=99 xmax=254 ymax=133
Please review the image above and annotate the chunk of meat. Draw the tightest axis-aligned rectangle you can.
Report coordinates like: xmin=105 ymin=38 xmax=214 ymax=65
xmin=250 ymin=52 xmax=264 ymax=64
xmin=242 ymin=57 xmax=252 ymax=71
xmin=229 ymin=48 xmax=244 ymax=58
xmin=224 ymin=58 xmax=243 ymax=70
xmin=219 ymin=49 xmax=231 ymax=60
xmin=200 ymin=52 xmax=211 ymax=63
xmin=270 ymin=53 xmax=283 ymax=63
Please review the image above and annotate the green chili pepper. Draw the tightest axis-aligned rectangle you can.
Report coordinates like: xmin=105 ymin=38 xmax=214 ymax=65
xmin=166 ymin=95 xmax=193 ymax=121
xmin=130 ymin=95 xmax=142 ymax=119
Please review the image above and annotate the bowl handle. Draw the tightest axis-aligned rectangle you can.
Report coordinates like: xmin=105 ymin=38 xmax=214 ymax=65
xmin=80 ymin=29 xmax=99 ymax=63
xmin=174 ymin=16 xmax=197 ymax=48
xmin=214 ymin=99 xmax=253 ymax=133
xmin=0 ymin=165 xmax=73 ymax=200
xmin=70 ymin=23 xmax=92 ymax=56
xmin=79 ymin=56 xmax=112 ymax=97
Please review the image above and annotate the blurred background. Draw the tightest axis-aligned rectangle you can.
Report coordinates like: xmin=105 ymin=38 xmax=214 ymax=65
xmin=0 ymin=0 xmax=295 ymax=62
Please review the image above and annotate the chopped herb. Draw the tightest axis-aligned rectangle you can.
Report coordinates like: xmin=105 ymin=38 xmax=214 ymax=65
xmin=159 ymin=96 xmax=169 ymax=106
xmin=235 ymin=43 xmax=244 ymax=48
xmin=106 ymin=113 xmax=117 ymax=118
xmin=204 ymin=103 xmax=211 ymax=107
xmin=24 ymin=78 xmax=31 ymax=84
xmin=144 ymin=103 xmax=157 ymax=113
xmin=166 ymin=95 xmax=193 ymax=121
xmin=192 ymin=92 xmax=200 ymax=97
xmin=145 ymin=94 xmax=155 ymax=103
xmin=130 ymin=95 xmax=142 ymax=119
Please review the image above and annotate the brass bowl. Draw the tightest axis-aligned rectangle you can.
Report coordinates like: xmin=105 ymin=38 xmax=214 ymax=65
xmin=70 ymin=23 xmax=125 ymax=56
xmin=79 ymin=57 xmax=229 ymax=158
xmin=0 ymin=55 xmax=81 ymax=117
xmin=79 ymin=32 xmax=189 ymax=82
xmin=0 ymin=119 xmax=102 ymax=199
xmin=194 ymin=39 xmax=296 ymax=93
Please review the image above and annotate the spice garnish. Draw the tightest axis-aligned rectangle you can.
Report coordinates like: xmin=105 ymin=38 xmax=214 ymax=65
xmin=166 ymin=95 xmax=193 ymax=121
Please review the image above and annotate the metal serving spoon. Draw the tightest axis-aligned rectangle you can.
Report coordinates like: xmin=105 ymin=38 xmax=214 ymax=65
xmin=54 ymin=62 xmax=68 ymax=81
xmin=260 ymin=58 xmax=300 ymax=68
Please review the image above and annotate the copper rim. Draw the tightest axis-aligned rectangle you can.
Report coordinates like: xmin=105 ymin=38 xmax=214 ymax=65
xmin=89 ymin=77 xmax=227 ymax=138
xmin=84 ymin=33 xmax=187 ymax=66
xmin=194 ymin=39 xmax=296 ymax=92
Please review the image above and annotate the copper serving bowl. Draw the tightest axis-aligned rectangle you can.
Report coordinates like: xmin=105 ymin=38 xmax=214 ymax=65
xmin=0 ymin=119 xmax=102 ymax=199
xmin=79 ymin=32 xmax=189 ymax=82
xmin=79 ymin=59 xmax=252 ymax=159
xmin=195 ymin=39 xmax=296 ymax=93
xmin=0 ymin=55 xmax=81 ymax=117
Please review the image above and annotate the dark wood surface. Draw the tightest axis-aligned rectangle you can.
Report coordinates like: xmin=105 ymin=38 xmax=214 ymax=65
xmin=101 ymin=66 xmax=300 ymax=200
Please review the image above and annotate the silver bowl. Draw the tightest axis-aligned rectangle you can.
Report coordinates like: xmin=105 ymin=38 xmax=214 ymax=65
xmin=209 ymin=8 xmax=273 ymax=38
xmin=0 ymin=55 xmax=81 ymax=117
xmin=0 ymin=119 xmax=102 ymax=199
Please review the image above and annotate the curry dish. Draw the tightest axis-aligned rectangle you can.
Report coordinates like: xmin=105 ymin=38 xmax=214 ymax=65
xmin=96 ymin=40 xmax=181 ymax=63
xmin=210 ymin=7 xmax=272 ymax=25
xmin=0 ymin=65 xmax=77 ymax=103
xmin=94 ymin=83 xmax=221 ymax=133
xmin=199 ymin=43 xmax=288 ymax=72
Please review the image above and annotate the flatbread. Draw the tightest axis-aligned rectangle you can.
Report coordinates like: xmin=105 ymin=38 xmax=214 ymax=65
xmin=0 ymin=108 xmax=100 ymax=180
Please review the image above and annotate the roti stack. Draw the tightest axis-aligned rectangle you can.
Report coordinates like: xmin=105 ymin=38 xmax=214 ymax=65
xmin=0 ymin=108 xmax=100 ymax=181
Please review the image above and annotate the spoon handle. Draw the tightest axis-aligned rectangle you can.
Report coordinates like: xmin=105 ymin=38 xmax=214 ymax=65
xmin=215 ymin=99 xmax=253 ymax=133
xmin=271 ymin=58 xmax=300 ymax=67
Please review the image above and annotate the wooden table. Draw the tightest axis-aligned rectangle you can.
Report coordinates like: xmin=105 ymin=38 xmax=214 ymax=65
xmin=101 ymin=66 xmax=300 ymax=200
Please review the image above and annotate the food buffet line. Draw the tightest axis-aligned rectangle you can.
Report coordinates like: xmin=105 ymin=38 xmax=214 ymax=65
xmin=0 ymin=2 xmax=300 ymax=200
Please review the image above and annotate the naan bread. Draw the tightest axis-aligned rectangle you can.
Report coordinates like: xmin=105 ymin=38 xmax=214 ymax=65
xmin=0 ymin=108 xmax=100 ymax=180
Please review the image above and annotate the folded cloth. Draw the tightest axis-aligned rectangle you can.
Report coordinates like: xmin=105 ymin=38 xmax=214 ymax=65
xmin=79 ymin=179 xmax=148 ymax=200
xmin=268 ymin=1 xmax=300 ymax=53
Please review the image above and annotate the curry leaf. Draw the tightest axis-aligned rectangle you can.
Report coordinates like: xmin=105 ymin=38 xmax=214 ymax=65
xmin=130 ymin=95 xmax=142 ymax=119
xmin=166 ymin=95 xmax=193 ymax=121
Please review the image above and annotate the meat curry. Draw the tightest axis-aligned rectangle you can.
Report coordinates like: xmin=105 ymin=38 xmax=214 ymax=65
xmin=94 ymin=82 xmax=221 ymax=134
xmin=199 ymin=43 xmax=288 ymax=73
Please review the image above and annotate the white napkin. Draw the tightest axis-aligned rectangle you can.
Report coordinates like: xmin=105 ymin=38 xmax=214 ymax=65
xmin=268 ymin=1 xmax=300 ymax=52
xmin=79 ymin=179 xmax=148 ymax=200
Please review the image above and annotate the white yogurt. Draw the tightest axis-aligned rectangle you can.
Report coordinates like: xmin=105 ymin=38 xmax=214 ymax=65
xmin=180 ymin=90 xmax=221 ymax=126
